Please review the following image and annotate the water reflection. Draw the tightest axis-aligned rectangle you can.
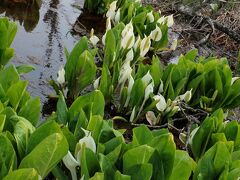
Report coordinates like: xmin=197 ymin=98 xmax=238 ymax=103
xmin=43 ymin=0 xmax=64 ymax=65
xmin=0 ymin=0 xmax=41 ymax=32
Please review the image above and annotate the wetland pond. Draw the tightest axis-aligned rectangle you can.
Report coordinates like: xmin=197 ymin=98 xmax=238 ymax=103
xmin=0 ymin=0 xmax=89 ymax=116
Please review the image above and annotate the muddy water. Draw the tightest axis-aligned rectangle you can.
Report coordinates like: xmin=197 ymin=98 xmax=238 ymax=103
xmin=0 ymin=0 xmax=84 ymax=105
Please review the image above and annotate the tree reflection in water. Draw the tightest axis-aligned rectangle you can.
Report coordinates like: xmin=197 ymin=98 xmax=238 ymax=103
xmin=0 ymin=0 xmax=41 ymax=32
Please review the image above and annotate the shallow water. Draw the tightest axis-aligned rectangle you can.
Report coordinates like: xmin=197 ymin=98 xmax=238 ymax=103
xmin=0 ymin=0 xmax=84 ymax=104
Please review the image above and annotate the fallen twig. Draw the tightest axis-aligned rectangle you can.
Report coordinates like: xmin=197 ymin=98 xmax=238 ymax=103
xmin=173 ymin=4 xmax=240 ymax=43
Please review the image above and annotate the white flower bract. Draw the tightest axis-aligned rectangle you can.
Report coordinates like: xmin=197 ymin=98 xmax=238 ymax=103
xmin=147 ymin=11 xmax=154 ymax=23
xmin=140 ymin=36 xmax=151 ymax=57
xmin=151 ymin=25 xmax=162 ymax=41
xmin=57 ymin=67 xmax=65 ymax=85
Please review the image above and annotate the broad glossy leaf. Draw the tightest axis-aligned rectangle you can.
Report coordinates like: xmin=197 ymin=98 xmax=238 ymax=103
xmin=150 ymin=56 xmax=163 ymax=90
xmin=125 ymin=163 xmax=152 ymax=180
xmin=90 ymin=172 xmax=104 ymax=180
xmin=71 ymin=50 xmax=97 ymax=98
xmin=87 ymin=115 xmax=103 ymax=142
xmin=69 ymin=90 xmax=105 ymax=121
xmin=227 ymin=168 xmax=240 ymax=180
xmin=12 ymin=116 xmax=35 ymax=159
xmin=61 ymin=126 xmax=77 ymax=153
xmin=185 ymin=49 xmax=198 ymax=61
xmin=104 ymin=30 xmax=116 ymax=67
xmin=3 ymin=168 xmax=40 ymax=180
xmin=224 ymin=121 xmax=240 ymax=150
xmin=27 ymin=120 xmax=62 ymax=153
xmin=193 ymin=142 xmax=232 ymax=180
xmin=115 ymin=171 xmax=131 ymax=180
xmin=6 ymin=80 xmax=28 ymax=110
xmin=130 ymin=79 xmax=145 ymax=108
xmin=191 ymin=116 xmax=215 ymax=160
xmin=148 ymin=133 xmax=176 ymax=179
xmin=123 ymin=145 xmax=154 ymax=172
xmin=169 ymin=150 xmax=196 ymax=180
xmin=0 ymin=48 xmax=14 ymax=66
xmin=20 ymin=133 xmax=68 ymax=178
xmin=65 ymin=36 xmax=88 ymax=85
xmin=99 ymin=154 xmax=116 ymax=178
xmin=80 ymin=146 xmax=101 ymax=179
xmin=18 ymin=97 xmax=40 ymax=126
xmin=132 ymin=125 xmax=153 ymax=146
xmin=56 ymin=92 xmax=68 ymax=125
xmin=0 ymin=65 xmax=19 ymax=91
xmin=16 ymin=65 xmax=35 ymax=75
xmin=0 ymin=134 xmax=17 ymax=179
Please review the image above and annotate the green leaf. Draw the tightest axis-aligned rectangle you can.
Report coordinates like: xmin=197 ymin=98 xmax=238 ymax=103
xmin=99 ymin=154 xmax=116 ymax=178
xmin=125 ymin=163 xmax=153 ymax=180
xmin=148 ymin=133 xmax=176 ymax=179
xmin=69 ymin=90 xmax=105 ymax=121
xmin=191 ymin=116 xmax=214 ymax=160
xmin=114 ymin=171 xmax=131 ymax=180
xmin=18 ymin=97 xmax=40 ymax=126
xmin=193 ymin=142 xmax=232 ymax=180
xmin=0 ymin=134 xmax=17 ymax=179
xmin=0 ymin=115 xmax=5 ymax=132
xmin=150 ymin=56 xmax=163 ymax=90
xmin=0 ymin=65 xmax=19 ymax=91
xmin=16 ymin=64 xmax=35 ymax=75
xmin=169 ymin=150 xmax=196 ymax=180
xmin=1 ymin=48 xmax=14 ymax=66
xmin=185 ymin=49 xmax=198 ymax=61
xmin=12 ymin=116 xmax=35 ymax=159
xmin=132 ymin=125 xmax=153 ymax=146
xmin=87 ymin=115 xmax=103 ymax=142
xmin=104 ymin=30 xmax=116 ymax=67
xmin=224 ymin=121 xmax=240 ymax=150
xmin=130 ymin=79 xmax=145 ymax=108
xmin=80 ymin=146 xmax=101 ymax=179
xmin=6 ymin=80 xmax=28 ymax=110
xmin=90 ymin=172 xmax=105 ymax=180
xmin=65 ymin=36 xmax=88 ymax=85
xmin=27 ymin=120 xmax=63 ymax=153
xmin=3 ymin=168 xmax=40 ymax=180
xmin=71 ymin=50 xmax=97 ymax=98
xmin=123 ymin=145 xmax=155 ymax=172
xmin=56 ymin=92 xmax=68 ymax=125
xmin=20 ymin=133 xmax=68 ymax=178
xmin=61 ymin=126 xmax=77 ymax=153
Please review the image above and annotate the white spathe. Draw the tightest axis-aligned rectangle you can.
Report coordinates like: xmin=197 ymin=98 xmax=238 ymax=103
xmin=119 ymin=61 xmax=132 ymax=85
xmin=144 ymin=82 xmax=154 ymax=100
xmin=57 ymin=67 xmax=65 ymax=85
xmin=140 ymin=35 xmax=151 ymax=57
xmin=90 ymin=35 xmax=99 ymax=46
xmin=179 ymin=89 xmax=192 ymax=103
xmin=124 ymin=75 xmax=134 ymax=107
xmin=115 ymin=8 xmax=121 ymax=23
xmin=93 ymin=76 xmax=101 ymax=89
xmin=121 ymin=22 xmax=135 ymax=49
xmin=151 ymin=25 xmax=162 ymax=41
xmin=166 ymin=14 xmax=174 ymax=27
xmin=154 ymin=94 xmax=167 ymax=112
xmin=142 ymin=71 xmax=153 ymax=86
xmin=106 ymin=1 xmax=117 ymax=19
xmin=125 ymin=49 xmax=134 ymax=62
xmin=147 ymin=11 xmax=154 ymax=23
xmin=62 ymin=151 xmax=79 ymax=180
xmin=133 ymin=35 xmax=141 ymax=51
